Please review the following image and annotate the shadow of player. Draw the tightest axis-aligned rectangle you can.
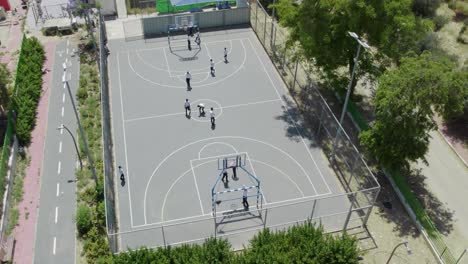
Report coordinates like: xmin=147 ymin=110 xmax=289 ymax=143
xmin=211 ymin=123 xmax=216 ymax=130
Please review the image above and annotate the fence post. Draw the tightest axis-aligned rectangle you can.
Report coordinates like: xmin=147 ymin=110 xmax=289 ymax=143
xmin=363 ymin=189 xmax=379 ymax=227
xmin=455 ymin=248 xmax=467 ymax=264
xmin=161 ymin=225 xmax=167 ymax=248
xmin=343 ymin=193 xmax=354 ymax=231
xmin=441 ymin=246 xmax=447 ymax=258
xmin=310 ymin=199 xmax=317 ymax=219
xmin=292 ymin=59 xmax=299 ymax=90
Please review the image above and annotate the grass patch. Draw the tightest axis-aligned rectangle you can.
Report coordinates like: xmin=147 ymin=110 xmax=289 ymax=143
xmin=75 ymin=37 xmax=111 ymax=263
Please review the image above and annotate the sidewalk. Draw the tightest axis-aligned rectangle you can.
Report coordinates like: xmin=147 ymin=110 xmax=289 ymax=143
xmin=12 ymin=40 xmax=56 ymax=264
xmin=0 ymin=2 xmax=59 ymax=263
xmin=413 ymin=130 xmax=468 ymax=259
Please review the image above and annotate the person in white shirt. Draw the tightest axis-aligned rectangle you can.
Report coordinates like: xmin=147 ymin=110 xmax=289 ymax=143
xmin=210 ymin=107 xmax=215 ymax=125
xmin=224 ymin=47 xmax=228 ymax=63
xmin=185 ymin=71 xmax=192 ymax=90
xmin=184 ymin=99 xmax=191 ymax=117
xmin=210 ymin=59 xmax=215 ymax=75
xmin=242 ymin=185 xmax=249 ymax=209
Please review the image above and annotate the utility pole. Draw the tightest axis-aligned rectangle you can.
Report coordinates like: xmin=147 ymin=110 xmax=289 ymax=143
xmin=331 ymin=32 xmax=370 ymax=157
xmin=62 ymin=69 xmax=98 ymax=186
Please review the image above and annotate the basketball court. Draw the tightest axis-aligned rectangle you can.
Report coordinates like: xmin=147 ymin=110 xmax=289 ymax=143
xmin=107 ymin=26 xmax=351 ymax=250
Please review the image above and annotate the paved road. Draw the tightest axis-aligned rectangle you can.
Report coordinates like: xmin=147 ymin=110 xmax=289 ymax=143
xmin=33 ymin=40 xmax=79 ymax=264
xmin=416 ymin=130 xmax=468 ymax=259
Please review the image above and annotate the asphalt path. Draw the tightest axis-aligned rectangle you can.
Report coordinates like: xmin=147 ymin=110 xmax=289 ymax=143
xmin=416 ymin=131 xmax=468 ymax=257
xmin=34 ymin=40 xmax=79 ymax=264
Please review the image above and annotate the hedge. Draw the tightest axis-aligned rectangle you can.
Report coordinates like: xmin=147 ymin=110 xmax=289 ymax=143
xmin=97 ymin=222 xmax=359 ymax=264
xmin=13 ymin=36 xmax=45 ymax=145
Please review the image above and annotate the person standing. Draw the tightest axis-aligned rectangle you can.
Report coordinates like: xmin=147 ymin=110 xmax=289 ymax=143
xmin=210 ymin=107 xmax=215 ymax=125
xmin=210 ymin=59 xmax=215 ymax=75
xmin=195 ymin=32 xmax=201 ymax=47
xmin=118 ymin=166 xmax=125 ymax=181
xmin=224 ymin=47 xmax=228 ymax=63
xmin=242 ymin=185 xmax=249 ymax=209
xmin=184 ymin=99 xmax=191 ymax=116
xmin=187 ymin=36 xmax=192 ymax=51
xmin=222 ymin=171 xmax=228 ymax=182
xmin=185 ymin=71 xmax=192 ymax=90
xmin=232 ymin=166 xmax=237 ymax=179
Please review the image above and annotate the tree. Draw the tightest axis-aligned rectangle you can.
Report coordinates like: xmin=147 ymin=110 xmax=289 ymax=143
xmin=0 ymin=63 xmax=11 ymax=110
xmin=359 ymin=52 xmax=468 ymax=169
xmin=273 ymin=0 xmax=432 ymax=95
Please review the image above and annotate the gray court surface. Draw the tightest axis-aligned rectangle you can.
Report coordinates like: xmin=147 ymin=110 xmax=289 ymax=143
xmin=108 ymin=28 xmax=349 ymax=250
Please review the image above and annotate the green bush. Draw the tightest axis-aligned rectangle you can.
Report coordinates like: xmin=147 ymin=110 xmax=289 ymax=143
xmin=83 ymin=226 xmax=111 ymax=263
xmin=100 ymin=222 xmax=359 ymax=263
xmin=76 ymin=204 xmax=93 ymax=236
xmin=434 ymin=14 xmax=451 ymax=30
xmin=13 ymin=36 xmax=45 ymax=146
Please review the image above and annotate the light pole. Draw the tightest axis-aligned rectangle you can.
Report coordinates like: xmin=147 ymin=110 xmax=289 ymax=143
xmin=332 ymin=32 xmax=370 ymax=157
xmin=386 ymin=241 xmax=411 ymax=264
xmin=62 ymin=68 xmax=98 ymax=186
xmin=57 ymin=124 xmax=83 ymax=170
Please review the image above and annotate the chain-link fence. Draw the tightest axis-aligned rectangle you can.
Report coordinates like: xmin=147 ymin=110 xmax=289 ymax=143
xmin=109 ymin=188 xmax=379 ymax=252
xmin=108 ymin=1 xmax=380 ymax=253
xmin=98 ymin=10 xmax=118 ymax=253
xmin=250 ymin=1 xmax=468 ymax=263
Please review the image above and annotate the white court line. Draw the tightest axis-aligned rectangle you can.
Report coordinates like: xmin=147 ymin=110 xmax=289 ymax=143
xmin=136 ymin=40 xmax=234 ymax=76
xmin=203 ymin=43 xmax=212 ymax=59
xmin=61 ymin=107 xmax=64 ymax=117
xmin=56 ymin=183 xmax=60 ymax=197
xmin=126 ymin=39 xmax=247 ymax=89
xmin=53 ymin=237 xmax=56 ymax=255
xmin=136 ymin=37 xmax=247 ymax=52
xmin=194 ymin=152 xmax=241 ymax=162
xmin=67 ymin=40 xmax=69 ymax=46
xmin=57 ymin=161 xmax=61 ymax=175
xmin=198 ymin=142 xmax=238 ymax=159
xmin=66 ymin=48 xmax=69 ymax=54
xmin=63 ymin=83 xmax=66 ymax=89
xmin=190 ymin=160 xmax=205 ymax=215
xmin=162 ymin=47 xmax=173 ymax=78
xmin=125 ymin=99 xmax=281 ymax=123
xmin=59 ymin=141 xmax=62 ymax=153
xmin=134 ymin=190 xmax=331 ymax=229
xmin=245 ymin=152 xmax=267 ymax=202
xmin=160 ymin=159 xmax=214 ymax=221
xmin=247 ymin=38 xmax=332 ymax=194
xmin=60 ymin=127 xmax=63 ymax=135
xmin=250 ymin=159 xmax=305 ymax=197
xmin=117 ymin=53 xmax=135 ymax=227
xmin=62 ymin=93 xmax=65 ymax=103
xmin=142 ymin=135 xmax=321 ymax=226
xmin=55 ymin=207 xmax=58 ymax=223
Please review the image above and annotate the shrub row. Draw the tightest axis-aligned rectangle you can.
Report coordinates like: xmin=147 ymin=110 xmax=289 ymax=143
xmin=75 ymin=49 xmax=110 ymax=263
xmin=14 ymin=37 xmax=45 ymax=146
xmin=97 ymin=223 xmax=359 ymax=264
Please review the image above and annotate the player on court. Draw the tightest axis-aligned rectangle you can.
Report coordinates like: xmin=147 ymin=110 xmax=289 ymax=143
xmin=184 ymin=99 xmax=191 ymax=116
xmin=224 ymin=47 xmax=228 ymax=63
xmin=242 ymin=185 xmax=249 ymax=209
xmin=210 ymin=59 xmax=215 ymax=75
xmin=195 ymin=32 xmax=201 ymax=47
xmin=185 ymin=71 xmax=192 ymax=90
xmin=210 ymin=107 xmax=215 ymax=125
